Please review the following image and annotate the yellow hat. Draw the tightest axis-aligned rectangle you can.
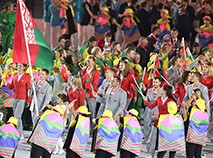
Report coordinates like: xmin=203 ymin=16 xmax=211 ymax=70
xmin=76 ymin=106 xmax=91 ymax=115
xmin=168 ymin=101 xmax=177 ymax=115
xmin=53 ymin=106 xmax=63 ymax=115
xmin=6 ymin=58 xmax=13 ymax=65
xmin=195 ymin=99 xmax=206 ymax=112
xmin=160 ymin=9 xmax=169 ymax=15
xmin=0 ymin=56 xmax=3 ymax=65
xmin=102 ymin=110 xmax=113 ymax=119
xmin=124 ymin=8 xmax=134 ymax=14
xmin=126 ymin=109 xmax=139 ymax=117
xmin=8 ymin=117 xmax=18 ymax=126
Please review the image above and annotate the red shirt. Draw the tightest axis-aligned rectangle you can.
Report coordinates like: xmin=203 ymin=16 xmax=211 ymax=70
xmin=200 ymin=75 xmax=213 ymax=100
xmin=6 ymin=72 xmax=31 ymax=102
xmin=67 ymin=87 xmax=85 ymax=110
xmin=81 ymin=68 xmax=100 ymax=98
xmin=173 ymin=83 xmax=186 ymax=111
xmin=145 ymin=97 xmax=174 ymax=127
xmin=120 ymin=73 xmax=137 ymax=98
xmin=97 ymin=39 xmax=112 ymax=52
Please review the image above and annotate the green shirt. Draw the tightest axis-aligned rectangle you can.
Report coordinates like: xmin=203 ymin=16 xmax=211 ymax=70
xmin=78 ymin=43 xmax=89 ymax=60
xmin=96 ymin=56 xmax=105 ymax=75
xmin=0 ymin=10 xmax=16 ymax=33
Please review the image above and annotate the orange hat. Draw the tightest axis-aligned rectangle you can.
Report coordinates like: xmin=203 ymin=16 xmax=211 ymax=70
xmin=203 ymin=16 xmax=211 ymax=21
xmin=160 ymin=9 xmax=169 ymax=15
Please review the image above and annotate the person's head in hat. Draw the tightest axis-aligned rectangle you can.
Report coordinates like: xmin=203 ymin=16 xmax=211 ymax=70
xmin=203 ymin=16 xmax=211 ymax=27
xmin=4 ymin=2 xmax=15 ymax=13
xmin=160 ymin=9 xmax=169 ymax=19
xmin=125 ymin=109 xmax=139 ymax=119
xmin=76 ymin=106 xmax=91 ymax=116
xmin=7 ymin=116 xmax=18 ymax=127
xmin=194 ymin=99 xmax=206 ymax=113
xmin=102 ymin=110 xmax=113 ymax=119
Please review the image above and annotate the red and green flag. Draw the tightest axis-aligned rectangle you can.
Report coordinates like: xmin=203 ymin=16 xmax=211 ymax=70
xmin=104 ymin=64 xmax=109 ymax=72
xmin=13 ymin=0 xmax=53 ymax=70
xmin=85 ymin=77 xmax=93 ymax=90
xmin=142 ymin=68 xmax=149 ymax=85
xmin=59 ymin=67 xmax=68 ymax=83
xmin=179 ymin=38 xmax=185 ymax=56
xmin=131 ymin=83 xmax=137 ymax=92
xmin=180 ymin=47 xmax=193 ymax=64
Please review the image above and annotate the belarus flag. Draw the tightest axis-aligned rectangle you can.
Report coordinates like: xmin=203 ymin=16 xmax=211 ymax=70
xmin=13 ymin=0 xmax=53 ymax=70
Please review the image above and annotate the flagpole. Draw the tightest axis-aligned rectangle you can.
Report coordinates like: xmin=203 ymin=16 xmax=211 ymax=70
xmin=131 ymin=74 xmax=144 ymax=97
xmin=19 ymin=0 xmax=39 ymax=117
xmin=156 ymin=69 xmax=170 ymax=85
xmin=182 ymin=38 xmax=186 ymax=59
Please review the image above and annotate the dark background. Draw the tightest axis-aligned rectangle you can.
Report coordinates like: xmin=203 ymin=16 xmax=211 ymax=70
xmin=0 ymin=0 xmax=43 ymax=18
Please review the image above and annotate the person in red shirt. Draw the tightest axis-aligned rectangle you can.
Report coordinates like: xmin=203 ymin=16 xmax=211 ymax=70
xmin=81 ymin=55 xmax=100 ymax=118
xmin=173 ymin=70 xmax=191 ymax=112
xmin=117 ymin=60 xmax=137 ymax=109
xmin=199 ymin=61 xmax=213 ymax=101
xmin=5 ymin=63 xmax=31 ymax=137
xmin=67 ymin=75 xmax=85 ymax=111
xmin=97 ymin=31 xmax=112 ymax=52
xmin=143 ymin=85 xmax=175 ymax=157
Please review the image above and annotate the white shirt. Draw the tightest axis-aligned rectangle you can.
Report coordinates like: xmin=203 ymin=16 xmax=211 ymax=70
xmin=87 ymin=67 xmax=93 ymax=75
xmin=18 ymin=72 xmax=25 ymax=82
xmin=162 ymin=97 xmax=168 ymax=104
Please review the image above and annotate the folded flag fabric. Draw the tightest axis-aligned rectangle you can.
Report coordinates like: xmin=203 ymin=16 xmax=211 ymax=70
xmin=186 ymin=107 xmax=209 ymax=146
xmin=158 ymin=114 xmax=185 ymax=152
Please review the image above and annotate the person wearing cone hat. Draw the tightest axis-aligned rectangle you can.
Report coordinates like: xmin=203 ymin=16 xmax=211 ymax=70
xmin=157 ymin=9 xmax=173 ymax=40
xmin=0 ymin=2 xmax=16 ymax=54
xmin=63 ymin=101 xmax=91 ymax=158
xmin=183 ymin=96 xmax=209 ymax=158
xmin=0 ymin=117 xmax=21 ymax=158
xmin=114 ymin=109 xmax=143 ymax=158
xmin=91 ymin=110 xmax=120 ymax=158
xmin=157 ymin=101 xmax=185 ymax=158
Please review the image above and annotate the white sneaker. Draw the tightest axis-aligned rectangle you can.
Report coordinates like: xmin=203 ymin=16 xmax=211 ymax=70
xmin=58 ymin=149 xmax=64 ymax=154
xmin=53 ymin=148 xmax=59 ymax=155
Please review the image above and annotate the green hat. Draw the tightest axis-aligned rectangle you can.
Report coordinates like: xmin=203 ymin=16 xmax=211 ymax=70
xmin=3 ymin=2 xmax=15 ymax=8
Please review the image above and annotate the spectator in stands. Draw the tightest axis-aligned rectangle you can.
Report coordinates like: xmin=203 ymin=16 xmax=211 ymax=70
xmin=136 ymin=37 xmax=149 ymax=69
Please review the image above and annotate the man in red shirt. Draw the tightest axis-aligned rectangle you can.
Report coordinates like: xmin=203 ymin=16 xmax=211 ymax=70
xmin=6 ymin=63 xmax=31 ymax=137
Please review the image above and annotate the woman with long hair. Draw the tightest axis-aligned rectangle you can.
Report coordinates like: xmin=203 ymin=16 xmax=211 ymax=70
xmin=199 ymin=61 xmax=213 ymax=100
xmin=81 ymin=55 xmax=100 ymax=119
xmin=143 ymin=85 xmax=176 ymax=158
xmin=117 ymin=61 xmax=137 ymax=109
xmin=173 ymin=70 xmax=191 ymax=112
xmin=67 ymin=75 xmax=85 ymax=111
